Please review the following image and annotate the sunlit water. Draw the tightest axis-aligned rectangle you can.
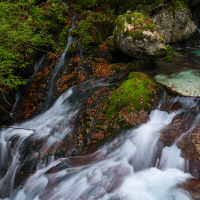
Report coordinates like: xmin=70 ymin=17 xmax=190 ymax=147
xmin=0 ymin=80 xmax=197 ymax=199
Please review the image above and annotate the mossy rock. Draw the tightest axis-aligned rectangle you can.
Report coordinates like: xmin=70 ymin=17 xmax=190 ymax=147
xmin=104 ymin=72 xmax=162 ymax=122
xmin=114 ymin=12 xmax=167 ymax=59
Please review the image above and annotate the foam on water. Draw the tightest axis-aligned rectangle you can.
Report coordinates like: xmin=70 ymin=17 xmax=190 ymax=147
xmin=109 ymin=168 xmax=192 ymax=200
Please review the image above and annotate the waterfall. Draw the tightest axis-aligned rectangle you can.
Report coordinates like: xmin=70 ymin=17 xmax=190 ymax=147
xmin=0 ymin=86 xmax=197 ymax=199
xmin=10 ymin=55 xmax=45 ymax=118
xmin=60 ymin=0 xmax=69 ymax=10
xmin=28 ymin=55 xmax=45 ymax=84
xmin=10 ymin=93 xmax=20 ymax=118
xmin=159 ymin=144 xmax=185 ymax=171
xmin=45 ymin=15 xmax=75 ymax=108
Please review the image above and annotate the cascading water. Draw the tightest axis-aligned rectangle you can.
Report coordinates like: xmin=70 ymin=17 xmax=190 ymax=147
xmin=0 ymin=82 xmax=198 ymax=199
xmin=45 ymin=15 xmax=76 ymax=108
xmin=10 ymin=93 xmax=20 ymax=118
xmin=10 ymin=55 xmax=45 ymax=118
xmin=28 ymin=55 xmax=45 ymax=84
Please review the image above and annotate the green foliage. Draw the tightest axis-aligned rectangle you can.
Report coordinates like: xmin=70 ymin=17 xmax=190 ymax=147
xmin=0 ymin=0 xmax=69 ymax=89
xmin=71 ymin=9 xmax=115 ymax=51
xmin=173 ymin=0 xmax=190 ymax=11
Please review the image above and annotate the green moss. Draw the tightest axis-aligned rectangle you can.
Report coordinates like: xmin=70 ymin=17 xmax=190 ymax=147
xmin=114 ymin=12 xmax=156 ymax=41
xmin=126 ymin=60 xmax=142 ymax=71
xmin=104 ymin=72 xmax=161 ymax=121
xmin=161 ymin=45 xmax=180 ymax=62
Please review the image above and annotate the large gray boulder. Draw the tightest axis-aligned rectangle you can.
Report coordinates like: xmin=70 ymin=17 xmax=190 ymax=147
xmin=151 ymin=4 xmax=196 ymax=43
xmin=114 ymin=12 xmax=167 ymax=59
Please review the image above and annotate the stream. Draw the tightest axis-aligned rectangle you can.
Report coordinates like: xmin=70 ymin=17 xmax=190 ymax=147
xmin=0 ymin=79 xmax=199 ymax=199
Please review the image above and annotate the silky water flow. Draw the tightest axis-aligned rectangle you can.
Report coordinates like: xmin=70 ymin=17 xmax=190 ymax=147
xmin=0 ymin=84 xmax=198 ymax=200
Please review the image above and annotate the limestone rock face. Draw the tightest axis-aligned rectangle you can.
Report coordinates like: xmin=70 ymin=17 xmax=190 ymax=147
xmin=151 ymin=5 xmax=197 ymax=43
xmin=114 ymin=13 xmax=167 ymax=59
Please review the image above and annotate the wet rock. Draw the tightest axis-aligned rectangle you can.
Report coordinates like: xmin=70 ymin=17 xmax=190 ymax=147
xmin=179 ymin=178 xmax=200 ymax=200
xmin=14 ymin=133 xmax=71 ymax=187
xmin=192 ymin=124 xmax=200 ymax=161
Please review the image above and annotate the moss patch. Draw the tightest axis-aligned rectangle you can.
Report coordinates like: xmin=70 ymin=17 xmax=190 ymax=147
xmin=160 ymin=45 xmax=180 ymax=62
xmin=114 ymin=12 xmax=156 ymax=40
xmin=126 ymin=59 xmax=156 ymax=71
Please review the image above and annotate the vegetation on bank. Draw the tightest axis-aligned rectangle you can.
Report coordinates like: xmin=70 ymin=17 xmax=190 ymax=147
xmin=0 ymin=0 xmax=69 ymax=89
xmin=0 ymin=0 xmax=195 ymax=91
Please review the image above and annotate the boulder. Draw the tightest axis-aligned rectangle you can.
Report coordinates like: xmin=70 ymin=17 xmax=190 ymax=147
xmin=114 ymin=12 xmax=167 ymax=59
xmin=151 ymin=4 xmax=197 ymax=43
xmin=104 ymin=72 xmax=162 ymax=120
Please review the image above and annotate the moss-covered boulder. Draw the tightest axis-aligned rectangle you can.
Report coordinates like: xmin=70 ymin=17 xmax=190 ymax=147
xmin=104 ymin=72 xmax=162 ymax=122
xmin=114 ymin=12 xmax=167 ymax=59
